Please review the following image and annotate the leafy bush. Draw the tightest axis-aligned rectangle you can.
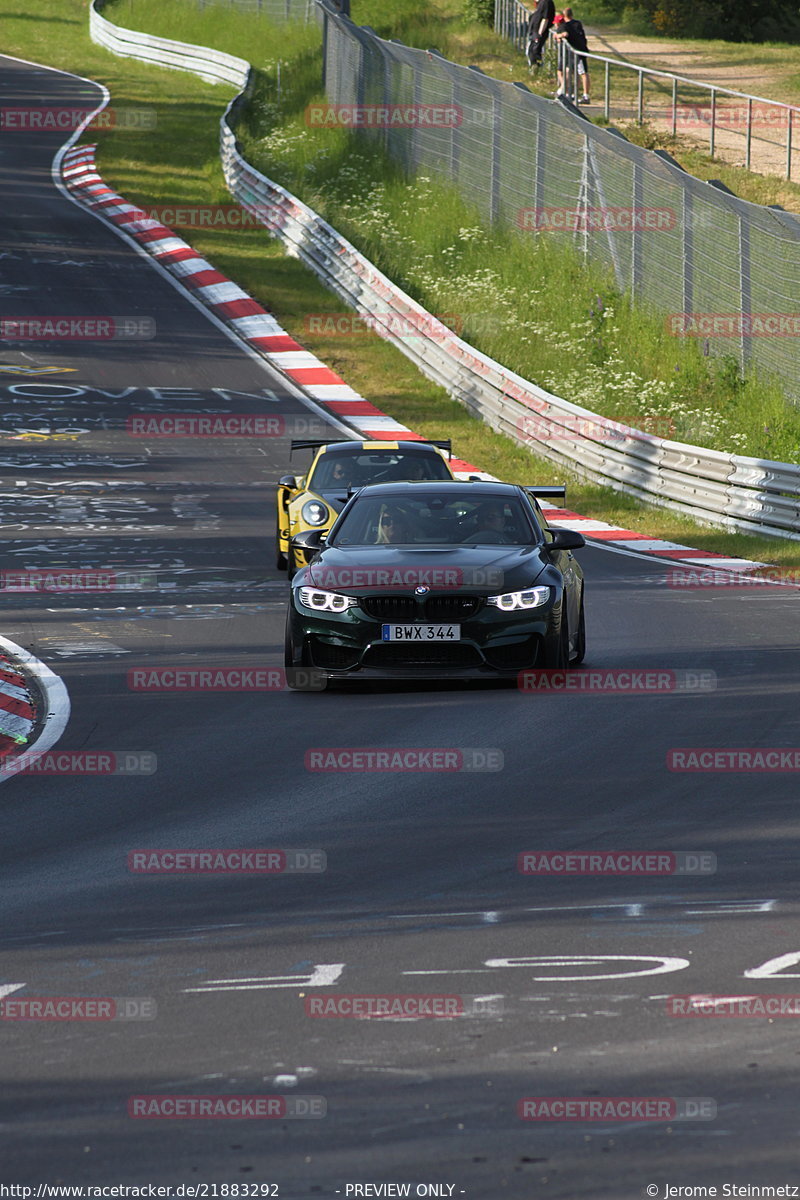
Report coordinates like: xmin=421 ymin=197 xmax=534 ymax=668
xmin=463 ymin=0 xmax=495 ymax=27
xmin=625 ymin=0 xmax=800 ymax=41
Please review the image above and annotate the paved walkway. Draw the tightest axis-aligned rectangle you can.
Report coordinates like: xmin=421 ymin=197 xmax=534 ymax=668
xmin=582 ymin=27 xmax=800 ymax=187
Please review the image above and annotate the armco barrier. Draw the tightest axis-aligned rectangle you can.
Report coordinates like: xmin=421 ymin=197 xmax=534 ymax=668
xmin=90 ymin=1 xmax=250 ymax=87
xmin=89 ymin=0 xmax=800 ymax=541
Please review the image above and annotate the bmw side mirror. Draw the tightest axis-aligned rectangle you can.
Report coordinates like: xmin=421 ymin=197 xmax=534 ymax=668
xmin=548 ymin=527 xmax=585 ymax=551
xmin=278 ymin=475 xmax=297 ymax=489
xmin=293 ymin=529 xmax=326 ymax=550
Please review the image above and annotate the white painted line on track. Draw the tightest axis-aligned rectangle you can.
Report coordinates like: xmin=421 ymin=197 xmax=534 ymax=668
xmin=183 ymin=963 xmax=345 ymax=993
xmin=744 ymin=950 xmax=800 ymax=978
xmin=0 ymin=984 xmax=26 ymax=999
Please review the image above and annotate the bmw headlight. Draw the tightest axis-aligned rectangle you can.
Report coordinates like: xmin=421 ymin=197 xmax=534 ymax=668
xmin=299 ymin=587 xmax=357 ymax=612
xmin=486 ymin=587 xmax=551 ymax=611
xmin=301 ymin=500 xmax=329 ymax=527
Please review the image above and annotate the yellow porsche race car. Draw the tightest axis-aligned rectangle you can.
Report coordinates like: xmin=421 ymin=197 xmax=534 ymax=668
xmin=277 ymin=439 xmax=458 ymax=576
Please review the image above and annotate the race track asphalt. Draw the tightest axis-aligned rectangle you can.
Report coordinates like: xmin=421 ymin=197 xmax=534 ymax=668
xmin=1 ymin=52 xmax=800 ymax=1200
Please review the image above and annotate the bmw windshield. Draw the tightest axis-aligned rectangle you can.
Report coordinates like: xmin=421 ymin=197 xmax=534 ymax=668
xmin=330 ymin=490 xmax=539 ymax=547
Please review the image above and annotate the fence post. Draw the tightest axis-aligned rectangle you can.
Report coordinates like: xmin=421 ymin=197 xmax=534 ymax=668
xmin=468 ymin=66 xmax=500 ymax=225
xmin=320 ymin=0 xmax=328 ymax=90
xmin=516 ymin=0 xmax=527 ymax=53
xmin=682 ymin=189 xmax=693 ymax=323
xmin=412 ymin=59 xmax=423 ymax=175
xmin=604 ymin=60 xmax=609 ymax=122
xmin=513 ymin=80 xmax=542 ymax=222
xmin=710 ymin=88 xmax=716 ymax=157
xmin=383 ymin=42 xmax=394 ymax=156
xmin=739 ymin=212 xmax=752 ymax=371
xmin=745 ymin=96 xmax=753 ymax=170
xmin=787 ymin=108 xmax=794 ymax=182
xmin=429 ymin=49 xmax=461 ymax=181
xmin=631 ymin=159 xmax=642 ymax=302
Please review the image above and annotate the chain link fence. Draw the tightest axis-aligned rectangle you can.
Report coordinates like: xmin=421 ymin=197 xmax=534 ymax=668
xmin=319 ymin=0 xmax=800 ymax=400
xmin=497 ymin=0 xmax=800 ymax=183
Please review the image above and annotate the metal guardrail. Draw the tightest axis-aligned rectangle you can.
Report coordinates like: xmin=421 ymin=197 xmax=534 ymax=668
xmin=91 ymin=0 xmax=250 ymax=86
xmin=498 ymin=0 xmax=800 ymax=181
xmin=87 ymin=0 xmax=800 ymax=541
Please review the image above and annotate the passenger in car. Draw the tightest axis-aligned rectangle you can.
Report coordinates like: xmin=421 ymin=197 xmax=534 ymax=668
xmin=376 ymin=506 xmax=411 ymax=544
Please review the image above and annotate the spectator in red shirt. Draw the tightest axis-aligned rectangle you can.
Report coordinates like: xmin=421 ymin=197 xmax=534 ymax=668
xmin=555 ymin=7 xmax=591 ymax=104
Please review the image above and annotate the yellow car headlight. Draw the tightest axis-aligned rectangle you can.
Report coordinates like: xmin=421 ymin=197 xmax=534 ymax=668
xmin=301 ymin=500 xmax=329 ymax=527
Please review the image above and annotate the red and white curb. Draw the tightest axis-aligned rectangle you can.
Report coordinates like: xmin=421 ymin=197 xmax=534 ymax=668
xmin=60 ymin=144 xmax=491 ymax=480
xmin=61 ymin=143 xmax=767 ymax=576
xmin=0 ymin=636 xmax=71 ymax=781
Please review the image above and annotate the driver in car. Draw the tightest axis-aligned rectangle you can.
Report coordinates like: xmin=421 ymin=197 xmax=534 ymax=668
xmin=463 ymin=502 xmax=514 ymax=544
xmin=331 ymin=459 xmax=354 ymax=486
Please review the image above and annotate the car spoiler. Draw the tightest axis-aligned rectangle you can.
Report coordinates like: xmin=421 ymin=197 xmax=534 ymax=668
xmin=419 ymin=439 xmax=452 ymax=458
xmin=290 ymin=439 xmax=341 ymax=456
xmin=525 ymin=485 xmax=567 ymax=501
xmin=290 ymin=437 xmax=453 ymax=459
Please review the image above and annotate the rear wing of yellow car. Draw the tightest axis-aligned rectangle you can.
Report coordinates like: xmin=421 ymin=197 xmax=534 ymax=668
xmin=290 ymin=439 xmax=340 ymax=456
xmin=524 ymin=486 xmax=567 ymax=502
xmin=290 ymin=437 xmax=452 ymax=458
xmin=423 ymin=439 xmax=452 ymax=458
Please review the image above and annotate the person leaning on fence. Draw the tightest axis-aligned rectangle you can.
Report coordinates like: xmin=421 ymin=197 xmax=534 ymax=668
xmin=551 ymin=13 xmax=565 ymax=87
xmin=526 ymin=0 xmax=556 ymax=70
xmin=555 ymin=7 xmax=591 ymax=104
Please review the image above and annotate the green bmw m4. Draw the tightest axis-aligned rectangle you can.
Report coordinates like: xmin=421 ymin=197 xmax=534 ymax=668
xmin=284 ymin=481 xmax=586 ymax=685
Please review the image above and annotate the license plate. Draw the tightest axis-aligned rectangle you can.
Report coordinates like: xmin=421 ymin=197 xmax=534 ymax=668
xmin=382 ymin=623 xmax=460 ymax=642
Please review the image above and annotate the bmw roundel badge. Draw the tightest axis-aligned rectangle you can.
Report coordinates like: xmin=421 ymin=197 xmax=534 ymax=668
xmin=414 ymin=586 xmax=430 ymax=596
